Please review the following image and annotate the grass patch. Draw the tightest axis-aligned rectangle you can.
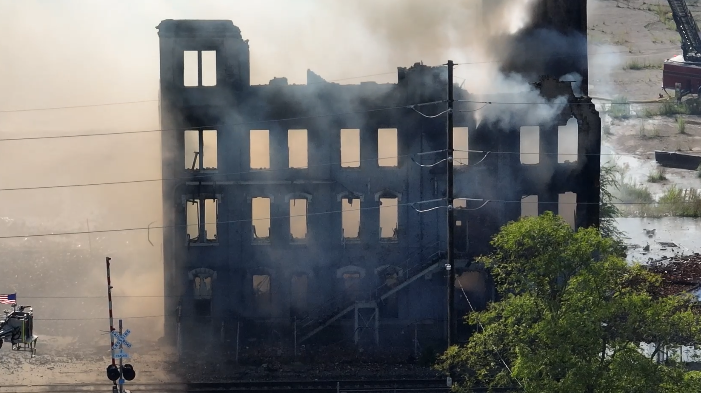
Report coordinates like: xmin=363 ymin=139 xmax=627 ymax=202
xmin=623 ymin=59 xmax=662 ymax=70
xmin=605 ymin=162 xmax=701 ymax=218
xmin=658 ymin=100 xmax=686 ymax=116
xmin=677 ymin=116 xmax=687 ymax=134
xmin=638 ymin=119 xmax=646 ymax=138
xmin=609 ymin=96 xmax=631 ymax=119
xmin=618 ymin=181 xmax=655 ymax=204
xmin=645 ymin=99 xmax=701 ymax=117
xmin=657 ymin=187 xmax=701 ymax=217
xmin=647 ymin=166 xmax=667 ymax=183
xmin=651 ymin=3 xmax=677 ymax=30
xmin=697 ymin=164 xmax=701 ymax=179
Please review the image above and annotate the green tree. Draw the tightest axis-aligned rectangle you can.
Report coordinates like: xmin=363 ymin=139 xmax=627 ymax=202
xmin=437 ymin=212 xmax=701 ymax=393
xmin=599 ymin=162 xmax=626 ymax=256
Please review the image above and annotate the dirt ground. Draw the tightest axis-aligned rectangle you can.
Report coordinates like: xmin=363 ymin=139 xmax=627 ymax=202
xmin=589 ymin=0 xmax=695 ymax=101
xmin=591 ymin=0 xmax=701 ymax=191
xmin=0 ymin=336 xmax=179 ymax=386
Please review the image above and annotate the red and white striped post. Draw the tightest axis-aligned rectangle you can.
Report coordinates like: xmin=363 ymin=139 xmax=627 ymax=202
xmin=106 ymin=257 xmax=116 ymax=366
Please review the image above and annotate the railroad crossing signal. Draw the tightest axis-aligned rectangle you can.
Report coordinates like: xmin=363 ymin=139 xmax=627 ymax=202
xmin=111 ymin=329 xmax=132 ymax=349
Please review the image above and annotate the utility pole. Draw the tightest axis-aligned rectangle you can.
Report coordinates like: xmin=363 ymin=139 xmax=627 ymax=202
xmin=118 ymin=319 xmax=124 ymax=393
xmin=446 ymin=60 xmax=456 ymax=346
xmin=105 ymin=256 xmax=118 ymax=393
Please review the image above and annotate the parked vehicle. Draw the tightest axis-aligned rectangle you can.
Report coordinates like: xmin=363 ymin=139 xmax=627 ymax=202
xmin=662 ymin=0 xmax=701 ymax=99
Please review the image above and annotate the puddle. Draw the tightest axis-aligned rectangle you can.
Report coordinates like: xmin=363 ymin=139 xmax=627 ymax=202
xmin=602 ymin=142 xmax=701 ymax=199
xmin=616 ymin=217 xmax=701 ymax=263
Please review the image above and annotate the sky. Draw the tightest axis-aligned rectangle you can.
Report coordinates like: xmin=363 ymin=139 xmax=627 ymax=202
xmin=0 ymin=0 xmax=496 ymax=340
xmin=0 ymin=0 xmax=508 ymax=236
xmin=0 ymin=0 xmax=605 ymax=340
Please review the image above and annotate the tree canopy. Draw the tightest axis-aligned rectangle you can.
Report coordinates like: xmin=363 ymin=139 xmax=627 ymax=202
xmin=437 ymin=212 xmax=701 ymax=393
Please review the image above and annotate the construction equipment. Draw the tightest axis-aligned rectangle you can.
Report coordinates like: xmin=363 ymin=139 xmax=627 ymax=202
xmin=0 ymin=305 xmax=38 ymax=357
xmin=663 ymin=0 xmax=701 ymax=99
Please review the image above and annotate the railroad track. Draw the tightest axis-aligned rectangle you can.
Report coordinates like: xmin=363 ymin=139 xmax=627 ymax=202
xmin=0 ymin=379 xmax=519 ymax=393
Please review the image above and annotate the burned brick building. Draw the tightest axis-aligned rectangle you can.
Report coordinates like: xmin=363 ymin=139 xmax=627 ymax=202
xmin=158 ymin=0 xmax=600 ymax=353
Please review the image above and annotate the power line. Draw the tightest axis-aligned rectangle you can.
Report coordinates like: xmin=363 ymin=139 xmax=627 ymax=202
xmin=34 ymin=315 xmax=165 ymax=321
xmin=455 ymin=149 xmax=661 ymax=157
xmin=32 ymin=315 xmax=446 ymax=321
xmin=454 ymin=46 xmax=682 ymax=67
xmin=0 ymin=71 xmax=405 ymax=114
xmin=0 ymin=47 xmax=683 ymax=114
xmin=0 ymin=100 xmax=158 ymax=114
xmin=0 ymin=148 xmax=663 ymax=193
xmin=455 ymin=99 xmax=677 ymax=105
xmin=0 ymin=100 xmax=445 ymax=142
xmin=0 ymin=153 xmax=420 ymax=192
xmin=0 ymin=96 xmax=667 ymax=143
xmin=22 ymin=295 xmax=173 ymax=299
xmin=0 ymin=200 xmax=441 ymax=240
xmin=0 ymin=196 xmax=697 ymax=241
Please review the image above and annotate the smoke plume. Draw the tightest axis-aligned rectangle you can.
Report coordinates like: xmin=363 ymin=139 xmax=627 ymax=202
xmin=0 ymin=0 xmax=595 ymax=355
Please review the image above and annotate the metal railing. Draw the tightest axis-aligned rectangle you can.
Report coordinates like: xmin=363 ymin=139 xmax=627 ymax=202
xmin=295 ymin=242 xmax=445 ymax=340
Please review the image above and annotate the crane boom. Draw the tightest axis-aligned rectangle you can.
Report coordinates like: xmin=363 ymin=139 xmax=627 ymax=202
xmin=667 ymin=0 xmax=701 ymax=62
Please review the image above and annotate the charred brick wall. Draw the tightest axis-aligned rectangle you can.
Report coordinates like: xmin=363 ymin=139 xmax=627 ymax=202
xmin=157 ymin=9 xmax=600 ymax=353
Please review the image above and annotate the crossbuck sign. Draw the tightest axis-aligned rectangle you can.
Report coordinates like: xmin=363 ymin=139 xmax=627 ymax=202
xmin=111 ymin=329 xmax=132 ymax=350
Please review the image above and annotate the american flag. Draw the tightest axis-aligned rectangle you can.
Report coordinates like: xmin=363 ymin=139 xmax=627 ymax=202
xmin=0 ymin=293 xmax=16 ymax=305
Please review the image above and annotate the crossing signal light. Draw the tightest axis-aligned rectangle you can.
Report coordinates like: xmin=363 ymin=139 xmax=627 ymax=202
xmin=122 ymin=364 xmax=136 ymax=381
xmin=106 ymin=364 xmax=120 ymax=381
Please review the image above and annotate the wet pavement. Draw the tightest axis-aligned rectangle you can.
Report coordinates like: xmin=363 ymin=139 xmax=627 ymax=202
xmin=617 ymin=217 xmax=701 ymax=263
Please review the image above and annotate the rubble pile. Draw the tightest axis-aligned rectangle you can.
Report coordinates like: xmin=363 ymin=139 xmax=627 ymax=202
xmin=646 ymin=253 xmax=701 ymax=296
xmin=177 ymin=344 xmax=441 ymax=382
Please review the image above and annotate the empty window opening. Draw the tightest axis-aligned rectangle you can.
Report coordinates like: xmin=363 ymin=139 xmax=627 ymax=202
xmin=343 ymin=272 xmax=361 ymax=302
xmin=183 ymin=51 xmax=199 ymax=87
xmin=184 ymin=130 xmax=217 ymax=171
xmin=253 ymin=275 xmax=272 ymax=308
xmin=559 ymin=192 xmax=577 ymax=229
xmin=454 ymin=199 xmax=467 ymax=209
xmin=203 ymin=130 xmax=217 ymax=170
xmin=193 ymin=275 xmax=213 ymax=300
xmin=250 ymin=130 xmax=270 ymax=169
xmin=186 ymin=198 xmax=218 ymax=243
xmin=184 ymin=130 xmax=199 ymax=170
xmin=378 ymin=128 xmax=398 ymax=167
xmin=288 ymin=129 xmax=308 ymax=168
xmin=558 ymin=118 xmax=579 ymax=163
xmin=341 ymin=129 xmax=361 ymax=167
xmin=454 ymin=127 xmax=469 ymax=166
xmin=379 ymin=267 xmax=401 ymax=318
xmin=290 ymin=274 xmax=308 ymax=316
xmin=251 ymin=197 xmax=271 ymax=242
xmin=186 ymin=199 xmax=200 ymax=242
xmin=521 ymin=195 xmax=539 ymax=218
xmin=342 ymin=198 xmax=361 ymax=239
xmin=520 ymin=126 xmax=540 ymax=165
xmin=290 ymin=199 xmax=308 ymax=240
xmin=380 ymin=267 xmax=401 ymax=289
xmin=454 ymin=272 xmax=486 ymax=294
xmin=201 ymin=51 xmax=217 ymax=87
xmin=183 ymin=50 xmax=217 ymax=87
xmin=379 ymin=197 xmax=399 ymax=241
xmin=204 ymin=199 xmax=218 ymax=242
